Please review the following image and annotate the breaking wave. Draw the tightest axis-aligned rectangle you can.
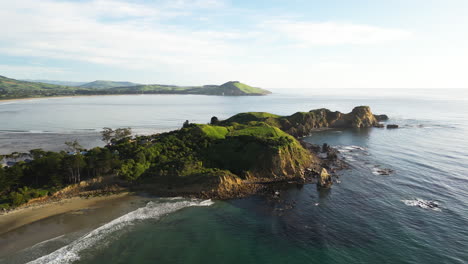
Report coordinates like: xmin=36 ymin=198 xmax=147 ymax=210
xmin=27 ymin=199 xmax=214 ymax=264
xmin=402 ymin=198 xmax=441 ymax=211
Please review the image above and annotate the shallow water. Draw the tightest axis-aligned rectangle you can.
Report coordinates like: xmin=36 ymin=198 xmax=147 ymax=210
xmin=0 ymin=90 xmax=467 ymax=263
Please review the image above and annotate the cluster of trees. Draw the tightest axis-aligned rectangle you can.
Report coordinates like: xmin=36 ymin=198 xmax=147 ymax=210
xmin=0 ymin=146 xmax=122 ymax=208
xmin=0 ymin=129 xmax=134 ymax=209
xmin=0 ymin=121 xmax=299 ymax=209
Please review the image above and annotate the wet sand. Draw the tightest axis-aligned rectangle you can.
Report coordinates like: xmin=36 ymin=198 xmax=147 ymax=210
xmin=0 ymin=193 xmax=148 ymax=260
xmin=0 ymin=193 xmax=132 ymax=235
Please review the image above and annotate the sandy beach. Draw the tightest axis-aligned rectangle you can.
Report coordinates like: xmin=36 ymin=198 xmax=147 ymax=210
xmin=0 ymin=193 xmax=132 ymax=235
xmin=0 ymin=193 xmax=149 ymax=260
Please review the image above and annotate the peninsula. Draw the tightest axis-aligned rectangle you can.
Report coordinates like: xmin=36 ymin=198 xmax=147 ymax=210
xmin=0 ymin=106 xmax=386 ymax=210
xmin=0 ymin=75 xmax=271 ymax=100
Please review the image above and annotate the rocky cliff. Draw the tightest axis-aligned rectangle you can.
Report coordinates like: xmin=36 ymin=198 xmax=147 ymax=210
xmin=220 ymin=106 xmax=385 ymax=137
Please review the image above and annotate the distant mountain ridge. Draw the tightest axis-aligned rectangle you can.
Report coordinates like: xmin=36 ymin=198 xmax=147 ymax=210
xmin=79 ymin=80 xmax=141 ymax=89
xmin=110 ymin=81 xmax=271 ymax=96
xmin=21 ymin=79 xmax=87 ymax=87
xmin=0 ymin=75 xmax=271 ymax=100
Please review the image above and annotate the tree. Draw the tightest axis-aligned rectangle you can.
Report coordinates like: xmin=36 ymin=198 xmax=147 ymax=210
xmin=64 ymin=140 xmax=85 ymax=183
xmin=0 ymin=166 xmax=7 ymax=194
xmin=101 ymin=127 xmax=114 ymax=144
xmin=65 ymin=140 xmax=83 ymax=153
xmin=210 ymin=116 xmax=219 ymax=125
xmin=183 ymin=120 xmax=190 ymax=128
xmin=101 ymin=127 xmax=132 ymax=144
xmin=114 ymin=128 xmax=132 ymax=141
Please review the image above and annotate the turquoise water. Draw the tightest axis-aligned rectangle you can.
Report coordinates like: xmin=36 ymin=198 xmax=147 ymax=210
xmin=0 ymin=90 xmax=467 ymax=263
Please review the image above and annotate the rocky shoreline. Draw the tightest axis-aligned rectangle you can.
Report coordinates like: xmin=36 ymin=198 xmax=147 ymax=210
xmin=1 ymin=106 xmax=388 ymax=209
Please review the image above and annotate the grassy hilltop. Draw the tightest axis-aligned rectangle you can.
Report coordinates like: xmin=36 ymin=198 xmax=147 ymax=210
xmin=0 ymin=106 xmax=386 ymax=208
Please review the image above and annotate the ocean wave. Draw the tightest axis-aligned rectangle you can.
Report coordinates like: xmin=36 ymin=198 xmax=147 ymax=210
xmin=336 ymin=145 xmax=367 ymax=152
xmin=402 ymin=199 xmax=441 ymax=211
xmin=27 ymin=199 xmax=214 ymax=264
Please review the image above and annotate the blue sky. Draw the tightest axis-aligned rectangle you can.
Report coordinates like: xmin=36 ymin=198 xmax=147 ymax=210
xmin=0 ymin=0 xmax=467 ymax=88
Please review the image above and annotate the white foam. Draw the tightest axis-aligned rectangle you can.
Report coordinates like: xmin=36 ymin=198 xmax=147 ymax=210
xmin=371 ymin=168 xmax=380 ymax=175
xmin=402 ymin=199 xmax=441 ymax=211
xmin=337 ymin=145 xmax=366 ymax=152
xmin=29 ymin=235 xmax=66 ymax=249
xmin=27 ymin=199 xmax=214 ymax=264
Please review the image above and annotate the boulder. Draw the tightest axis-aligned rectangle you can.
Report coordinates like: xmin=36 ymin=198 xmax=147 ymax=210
xmin=322 ymin=143 xmax=330 ymax=153
xmin=317 ymin=168 xmax=333 ymax=189
xmin=387 ymin=124 xmax=399 ymax=129
xmin=375 ymin=114 xmax=389 ymax=121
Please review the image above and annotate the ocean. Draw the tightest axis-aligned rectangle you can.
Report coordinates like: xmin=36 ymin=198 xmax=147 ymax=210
xmin=0 ymin=90 xmax=467 ymax=264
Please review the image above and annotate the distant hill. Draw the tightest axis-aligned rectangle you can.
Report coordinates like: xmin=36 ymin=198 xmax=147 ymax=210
xmin=0 ymin=75 xmax=271 ymax=100
xmin=0 ymin=75 xmax=79 ymax=99
xmin=79 ymin=80 xmax=141 ymax=89
xmin=21 ymin=79 xmax=87 ymax=87
xmin=109 ymin=81 xmax=271 ymax=96
xmin=193 ymin=81 xmax=271 ymax=95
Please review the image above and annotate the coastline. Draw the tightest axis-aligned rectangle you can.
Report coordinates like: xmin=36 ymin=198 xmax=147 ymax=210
xmin=0 ymin=192 xmax=132 ymax=235
xmin=0 ymin=94 xmax=144 ymax=104
xmin=0 ymin=92 xmax=272 ymax=104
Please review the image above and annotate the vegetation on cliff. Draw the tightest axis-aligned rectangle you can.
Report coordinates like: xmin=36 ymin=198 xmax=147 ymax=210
xmin=220 ymin=106 xmax=383 ymax=137
xmin=0 ymin=121 xmax=310 ymax=208
xmin=0 ymin=106 xmax=384 ymax=208
xmin=0 ymin=75 xmax=270 ymax=99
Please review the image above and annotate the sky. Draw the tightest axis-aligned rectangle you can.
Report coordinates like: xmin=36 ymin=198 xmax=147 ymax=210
xmin=0 ymin=0 xmax=467 ymax=89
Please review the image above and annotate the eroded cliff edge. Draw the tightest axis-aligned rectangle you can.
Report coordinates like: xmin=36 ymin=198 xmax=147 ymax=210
xmin=0 ymin=106 xmax=387 ymax=207
xmin=219 ymin=106 xmax=388 ymax=137
xmin=121 ymin=106 xmax=386 ymax=198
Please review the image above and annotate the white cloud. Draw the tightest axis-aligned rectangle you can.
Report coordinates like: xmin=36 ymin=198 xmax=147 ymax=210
xmin=0 ymin=0 xmax=241 ymax=74
xmin=263 ymin=20 xmax=412 ymax=46
xmin=0 ymin=64 xmax=68 ymax=75
xmin=3 ymin=0 xmax=463 ymax=89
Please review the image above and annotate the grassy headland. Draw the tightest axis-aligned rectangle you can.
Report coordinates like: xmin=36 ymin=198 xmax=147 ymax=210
xmin=0 ymin=106 xmax=386 ymax=209
xmin=0 ymin=75 xmax=270 ymax=100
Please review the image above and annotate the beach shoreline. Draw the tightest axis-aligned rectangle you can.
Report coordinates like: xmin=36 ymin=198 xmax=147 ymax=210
xmin=0 ymin=192 xmax=132 ymax=235
xmin=0 ymin=94 xmax=143 ymax=103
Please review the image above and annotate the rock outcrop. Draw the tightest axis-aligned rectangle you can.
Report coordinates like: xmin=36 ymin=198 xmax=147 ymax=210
xmin=317 ymin=168 xmax=333 ymax=189
xmin=221 ymin=106 xmax=386 ymax=137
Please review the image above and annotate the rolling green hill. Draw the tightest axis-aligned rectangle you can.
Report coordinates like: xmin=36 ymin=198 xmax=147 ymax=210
xmin=79 ymin=80 xmax=141 ymax=89
xmin=21 ymin=79 xmax=87 ymax=86
xmin=111 ymin=81 xmax=271 ymax=96
xmin=0 ymin=75 xmax=81 ymax=99
xmin=0 ymin=75 xmax=271 ymax=100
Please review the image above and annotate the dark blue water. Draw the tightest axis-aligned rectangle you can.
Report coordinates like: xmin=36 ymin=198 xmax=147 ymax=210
xmin=0 ymin=91 xmax=467 ymax=263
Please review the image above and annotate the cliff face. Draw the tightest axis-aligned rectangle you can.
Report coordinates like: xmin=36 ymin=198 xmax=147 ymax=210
xmin=123 ymin=106 xmax=386 ymax=198
xmin=222 ymin=106 xmax=383 ymax=137
xmin=203 ymin=124 xmax=315 ymax=180
xmin=128 ymin=122 xmax=319 ymax=198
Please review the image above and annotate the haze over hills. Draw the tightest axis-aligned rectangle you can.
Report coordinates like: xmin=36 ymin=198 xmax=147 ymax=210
xmin=21 ymin=79 xmax=87 ymax=87
xmin=79 ymin=80 xmax=141 ymax=89
xmin=0 ymin=75 xmax=271 ymax=99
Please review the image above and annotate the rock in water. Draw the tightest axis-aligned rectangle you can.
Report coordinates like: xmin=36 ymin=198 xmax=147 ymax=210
xmin=322 ymin=143 xmax=330 ymax=153
xmin=375 ymin=114 xmax=389 ymax=121
xmin=387 ymin=124 xmax=399 ymax=129
xmin=317 ymin=168 xmax=333 ymax=189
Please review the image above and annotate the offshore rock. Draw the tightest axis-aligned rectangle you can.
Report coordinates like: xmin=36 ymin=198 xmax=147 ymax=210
xmin=317 ymin=168 xmax=333 ymax=189
xmin=221 ymin=106 xmax=386 ymax=138
xmin=387 ymin=124 xmax=399 ymax=129
xmin=375 ymin=114 xmax=389 ymax=121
